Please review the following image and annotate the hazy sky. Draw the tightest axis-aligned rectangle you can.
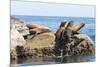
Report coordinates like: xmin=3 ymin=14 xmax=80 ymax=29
xmin=11 ymin=1 xmax=95 ymax=17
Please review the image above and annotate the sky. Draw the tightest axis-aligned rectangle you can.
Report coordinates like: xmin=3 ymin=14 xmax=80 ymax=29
xmin=11 ymin=0 xmax=95 ymax=18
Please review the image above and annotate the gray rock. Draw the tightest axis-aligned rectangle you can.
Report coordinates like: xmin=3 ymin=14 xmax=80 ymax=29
xmin=11 ymin=16 xmax=29 ymax=36
xmin=11 ymin=27 xmax=26 ymax=50
xmin=10 ymin=16 xmax=30 ymax=64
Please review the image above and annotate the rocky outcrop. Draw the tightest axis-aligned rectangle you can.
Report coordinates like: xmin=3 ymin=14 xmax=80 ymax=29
xmin=10 ymin=16 xmax=29 ymax=49
xmin=54 ymin=21 xmax=94 ymax=56
xmin=10 ymin=16 xmax=30 ymax=64
xmin=10 ymin=16 xmax=54 ymax=64
xmin=10 ymin=16 xmax=95 ymax=64
xmin=11 ymin=28 xmax=26 ymax=49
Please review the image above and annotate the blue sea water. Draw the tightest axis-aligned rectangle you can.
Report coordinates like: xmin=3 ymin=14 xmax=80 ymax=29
xmin=11 ymin=15 xmax=95 ymax=66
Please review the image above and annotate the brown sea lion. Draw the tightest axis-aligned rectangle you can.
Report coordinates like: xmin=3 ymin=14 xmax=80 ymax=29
xmin=27 ymin=24 xmax=50 ymax=29
xmin=26 ymin=24 xmax=51 ymax=39
xmin=30 ymin=28 xmax=51 ymax=34
xmin=70 ymin=23 xmax=85 ymax=32
xmin=64 ymin=21 xmax=85 ymax=35
xmin=27 ymin=24 xmax=51 ymax=33
xmin=26 ymin=24 xmax=38 ymax=29
xmin=29 ymin=28 xmax=51 ymax=39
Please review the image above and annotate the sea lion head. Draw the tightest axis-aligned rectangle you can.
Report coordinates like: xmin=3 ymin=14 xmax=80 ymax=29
xmin=67 ymin=21 xmax=74 ymax=28
xmin=60 ymin=20 xmax=67 ymax=28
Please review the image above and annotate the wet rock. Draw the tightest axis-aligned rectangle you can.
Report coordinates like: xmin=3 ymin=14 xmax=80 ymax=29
xmin=10 ymin=49 xmax=17 ymax=64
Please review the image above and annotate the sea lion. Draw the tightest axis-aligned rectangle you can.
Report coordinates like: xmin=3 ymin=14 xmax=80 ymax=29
xmin=63 ymin=21 xmax=74 ymax=42
xmin=29 ymin=27 xmax=51 ymax=39
xmin=63 ymin=21 xmax=85 ymax=36
xmin=70 ymin=23 xmax=85 ymax=32
xmin=26 ymin=24 xmax=51 ymax=39
xmin=74 ymin=34 xmax=94 ymax=45
xmin=26 ymin=24 xmax=38 ymax=29
xmin=26 ymin=24 xmax=50 ymax=30
xmin=55 ymin=20 xmax=67 ymax=41
xmin=29 ymin=28 xmax=51 ymax=34
xmin=74 ymin=34 xmax=94 ymax=54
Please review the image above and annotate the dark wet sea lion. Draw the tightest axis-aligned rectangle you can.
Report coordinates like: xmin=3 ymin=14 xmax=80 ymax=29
xmin=55 ymin=21 xmax=67 ymax=41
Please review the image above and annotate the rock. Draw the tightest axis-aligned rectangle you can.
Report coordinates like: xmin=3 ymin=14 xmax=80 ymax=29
xmin=25 ymin=32 xmax=55 ymax=49
xmin=10 ymin=48 xmax=17 ymax=64
xmin=10 ymin=28 xmax=27 ymax=64
xmin=10 ymin=16 xmax=31 ymax=49
xmin=11 ymin=28 xmax=26 ymax=50
xmin=74 ymin=34 xmax=94 ymax=45
xmin=54 ymin=20 xmax=94 ymax=56
xmin=10 ymin=16 xmax=30 ymax=64
xmin=11 ymin=16 xmax=29 ymax=36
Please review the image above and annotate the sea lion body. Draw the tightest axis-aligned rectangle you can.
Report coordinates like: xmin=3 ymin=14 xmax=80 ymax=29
xmin=27 ymin=24 xmax=51 ymax=35
xmin=26 ymin=24 xmax=51 ymax=39
xmin=55 ymin=21 xmax=67 ymax=41
xmin=67 ymin=23 xmax=85 ymax=32
xmin=29 ymin=28 xmax=50 ymax=35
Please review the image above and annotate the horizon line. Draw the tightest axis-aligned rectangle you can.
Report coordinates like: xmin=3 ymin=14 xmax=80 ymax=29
xmin=11 ymin=15 xmax=95 ymax=18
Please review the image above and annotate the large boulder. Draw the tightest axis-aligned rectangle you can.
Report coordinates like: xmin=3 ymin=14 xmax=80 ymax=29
xmin=25 ymin=32 xmax=55 ymax=49
xmin=10 ymin=16 xmax=30 ymax=64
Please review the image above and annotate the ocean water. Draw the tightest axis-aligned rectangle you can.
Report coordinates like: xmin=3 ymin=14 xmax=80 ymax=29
xmin=12 ymin=15 xmax=95 ymax=66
